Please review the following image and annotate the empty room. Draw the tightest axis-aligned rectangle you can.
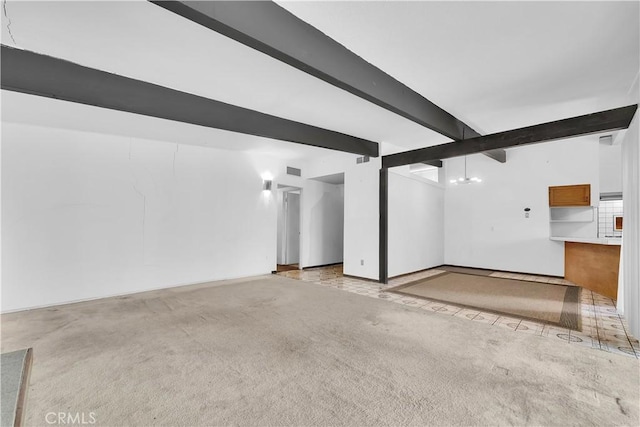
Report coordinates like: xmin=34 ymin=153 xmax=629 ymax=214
xmin=1 ymin=1 xmax=639 ymax=426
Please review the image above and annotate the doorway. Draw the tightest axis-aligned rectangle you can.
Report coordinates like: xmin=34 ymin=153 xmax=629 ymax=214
xmin=277 ymin=186 xmax=301 ymax=272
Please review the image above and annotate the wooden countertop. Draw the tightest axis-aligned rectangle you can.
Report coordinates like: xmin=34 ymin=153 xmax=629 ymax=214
xmin=550 ymin=236 xmax=621 ymax=246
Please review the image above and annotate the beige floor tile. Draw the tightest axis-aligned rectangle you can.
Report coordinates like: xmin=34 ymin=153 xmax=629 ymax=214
xmin=471 ymin=312 xmax=500 ymax=325
xmin=428 ymin=304 xmax=451 ymax=314
xmin=544 ymin=326 xmax=571 ymax=342
xmin=605 ymin=345 xmax=637 ymax=358
xmin=598 ymin=340 xmax=611 ymax=352
xmin=539 ymin=324 xmax=551 ymax=337
xmin=454 ymin=308 xmax=481 ymax=321
xmin=598 ymin=338 xmax=633 ymax=357
xmin=495 ymin=316 xmax=521 ymax=331
xmin=442 ymin=305 xmax=463 ymax=315
xmin=417 ymin=300 xmax=436 ymax=311
xmin=569 ymin=334 xmax=600 ymax=350
xmin=580 ymin=326 xmax=599 ymax=340
xmin=567 ymin=330 xmax=590 ymax=344
xmin=516 ymin=320 xmax=543 ymax=334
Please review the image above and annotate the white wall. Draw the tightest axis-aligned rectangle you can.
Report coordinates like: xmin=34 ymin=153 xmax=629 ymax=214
xmin=303 ymin=153 xmax=380 ymax=280
xmin=1 ymin=123 xmax=291 ymax=312
xmin=599 ymin=142 xmax=623 ymax=194
xmin=444 ymin=137 xmax=599 ymax=276
xmin=388 ymin=171 xmax=444 ymax=277
xmin=621 ymin=110 xmax=639 ymax=337
xmin=300 ymin=181 xmax=344 ymax=268
xmin=276 ymin=190 xmax=285 ymax=264
xmin=343 ymin=158 xmax=380 ymax=280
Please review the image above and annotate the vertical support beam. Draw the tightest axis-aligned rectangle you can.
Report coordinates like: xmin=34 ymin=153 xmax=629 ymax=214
xmin=379 ymin=168 xmax=388 ymax=284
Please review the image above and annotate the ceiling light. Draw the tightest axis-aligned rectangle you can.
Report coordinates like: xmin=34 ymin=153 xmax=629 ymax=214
xmin=450 ymin=155 xmax=482 ymax=185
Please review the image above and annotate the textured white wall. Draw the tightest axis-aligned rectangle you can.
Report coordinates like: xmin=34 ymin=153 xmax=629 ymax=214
xmin=388 ymin=172 xmax=444 ymax=277
xmin=1 ymin=123 xmax=287 ymax=312
xmin=343 ymin=158 xmax=380 ymax=280
xmin=600 ymin=142 xmax=623 ymax=194
xmin=621 ymin=110 xmax=639 ymax=337
xmin=300 ymin=181 xmax=344 ymax=268
xmin=444 ymin=137 xmax=599 ymax=276
xmin=276 ymin=190 xmax=285 ymax=264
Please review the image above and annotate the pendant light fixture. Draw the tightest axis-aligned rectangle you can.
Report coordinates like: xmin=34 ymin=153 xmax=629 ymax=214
xmin=449 ymin=127 xmax=482 ymax=185
xmin=449 ymin=155 xmax=482 ymax=185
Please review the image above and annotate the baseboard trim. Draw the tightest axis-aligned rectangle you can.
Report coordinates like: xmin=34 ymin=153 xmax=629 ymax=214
xmin=442 ymin=264 xmax=564 ymax=279
xmin=302 ymin=262 xmax=342 ymax=270
xmin=1 ymin=272 xmax=273 ymax=314
xmin=388 ymin=264 xmax=564 ymax=280
xmin=342 ymin=273 xmax=379 ymax=283
xmin=388 ymin=265 xmax=445 ymax=280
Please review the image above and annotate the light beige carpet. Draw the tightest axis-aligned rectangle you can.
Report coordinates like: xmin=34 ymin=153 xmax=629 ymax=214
xmin=390 ymin=272 xmax=581 ymax=329
xmin=1 ymin=275 xmax=637 ymax=426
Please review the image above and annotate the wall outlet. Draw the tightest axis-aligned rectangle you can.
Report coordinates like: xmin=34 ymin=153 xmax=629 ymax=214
xmin=360 ymin=259 xmax=364 ymax=266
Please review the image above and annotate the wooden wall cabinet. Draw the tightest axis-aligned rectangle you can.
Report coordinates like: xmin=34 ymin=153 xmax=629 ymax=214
xmin=549 ymin=184 xmax=591 ymax=207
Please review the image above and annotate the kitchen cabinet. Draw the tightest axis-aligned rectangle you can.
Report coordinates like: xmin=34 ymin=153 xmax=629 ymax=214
xmin=549 ymin=184 xmax=590 ymax=207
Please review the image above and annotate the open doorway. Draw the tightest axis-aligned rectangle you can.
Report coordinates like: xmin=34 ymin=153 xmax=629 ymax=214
xmin=277 ymin=185 xmax=301 ymax=272
xmin=307 ymin=173 xmax=345 ymax=268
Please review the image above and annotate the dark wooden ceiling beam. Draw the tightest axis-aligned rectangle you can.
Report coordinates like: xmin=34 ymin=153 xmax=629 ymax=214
xmin=482 ymin=149 xmax=507 ymax=163
xmin=422 ymin=160 xmax=443 ymax=168
xmin=382 ymin=105 xmax=638 ymax=169
xmin=150 ymin=0 xmax=505 ymax=162
xmin=1 ymin=45 xmax=379 ymax=157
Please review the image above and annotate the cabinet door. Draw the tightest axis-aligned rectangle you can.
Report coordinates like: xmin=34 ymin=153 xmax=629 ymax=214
xmin=549 ymin=184 xmax=590 ymax=206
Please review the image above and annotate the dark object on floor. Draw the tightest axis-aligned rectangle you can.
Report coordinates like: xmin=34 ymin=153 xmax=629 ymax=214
xmin=1 ymin=348 xmax=33 ymax=427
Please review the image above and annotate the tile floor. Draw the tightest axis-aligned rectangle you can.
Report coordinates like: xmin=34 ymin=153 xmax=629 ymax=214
xmin=277 ymin=265 xmax=640 ymax=359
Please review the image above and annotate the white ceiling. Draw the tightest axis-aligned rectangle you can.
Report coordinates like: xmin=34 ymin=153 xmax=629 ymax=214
xmin=278 ymin=1 xmax=640 ymax=133
xmin=0 ymin=0 xmax=448 ymax=157
xmin=2 ymin=1 xmax=638 ymax=160
xmin=310 ymin=172 xmax=345 ymax=185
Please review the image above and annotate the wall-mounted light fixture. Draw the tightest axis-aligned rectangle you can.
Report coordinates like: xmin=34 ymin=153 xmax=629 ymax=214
xmin=262 ymin=179 xmax=272 ymax=191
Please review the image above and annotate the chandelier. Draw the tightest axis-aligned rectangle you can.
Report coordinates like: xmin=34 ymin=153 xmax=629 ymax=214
xmin=450 ymin=156 xmax=482 ymax=185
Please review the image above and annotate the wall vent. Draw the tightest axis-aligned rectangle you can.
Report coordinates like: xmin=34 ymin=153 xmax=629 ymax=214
xmin=356 ymin=156 xmax=370 ymax=164
xmin=599 ymin=135 xmax=613 ymax=145
xmin=286 ymin=166 xmax=302 ymax=177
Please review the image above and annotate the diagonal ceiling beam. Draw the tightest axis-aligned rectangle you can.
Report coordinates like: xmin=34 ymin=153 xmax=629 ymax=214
xmin=150 ymin=0 xmax=505 ymax=162
xmin=382 ymin=105 xmax=638 ymax=169
xmin=0 ymin=45 xmax=379 ymax=157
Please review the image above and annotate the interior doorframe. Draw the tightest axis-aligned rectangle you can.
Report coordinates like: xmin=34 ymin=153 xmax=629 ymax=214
xmin=277 ymin=185 xmax=302 ymax=268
